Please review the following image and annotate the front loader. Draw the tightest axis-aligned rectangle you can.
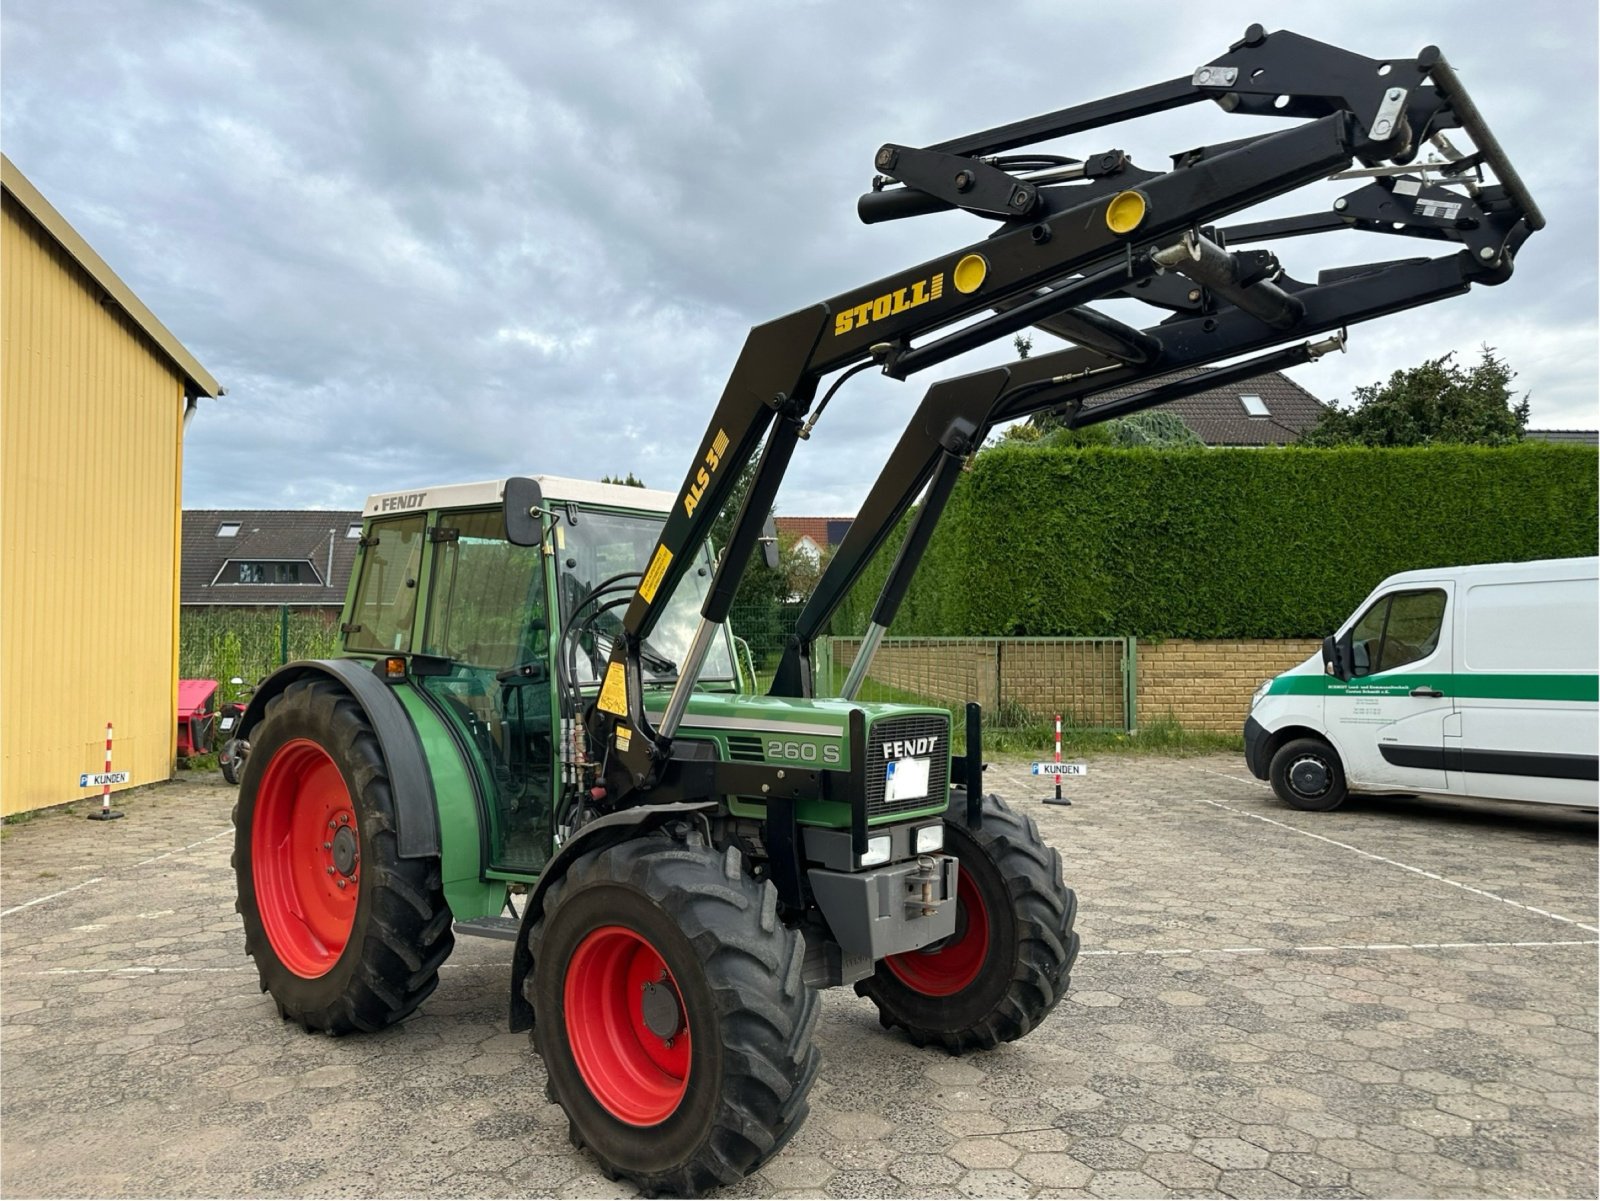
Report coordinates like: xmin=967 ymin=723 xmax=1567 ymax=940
xmin=230 ymin=27 xmax=1540 ymax=1197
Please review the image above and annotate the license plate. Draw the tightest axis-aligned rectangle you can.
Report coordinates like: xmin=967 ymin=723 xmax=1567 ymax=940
xmin=885 ymin=757 xmax=930 ymax=802
xmin=220 ymin=717 xmax=235 ymax=731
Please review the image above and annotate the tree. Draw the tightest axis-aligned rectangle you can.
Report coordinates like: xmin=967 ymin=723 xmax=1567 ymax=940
xmin=1301 ymin=346 xmax=1529 ymax=447
xmin=600 ymin=473 xmax=647 ymax=487
xmin=1105 ymin=410 xmax=1203 ymax=449
xmin=986 ymin=410 xmax=1201 ymax=451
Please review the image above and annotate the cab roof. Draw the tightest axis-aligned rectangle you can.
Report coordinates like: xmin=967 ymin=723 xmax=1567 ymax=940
xmin=362 ymin=475 xmax=676 ymax=519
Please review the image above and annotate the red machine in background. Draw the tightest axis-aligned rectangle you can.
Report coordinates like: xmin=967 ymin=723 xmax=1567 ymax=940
xmin=176 ymin=679 xmax=218 ymax=763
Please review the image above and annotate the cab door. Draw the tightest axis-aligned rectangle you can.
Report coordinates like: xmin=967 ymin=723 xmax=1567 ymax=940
xmin=417 ymin=508 xmax=557 ymax=874
xmin=1331 ymin=585 xmax=1456 ymax=795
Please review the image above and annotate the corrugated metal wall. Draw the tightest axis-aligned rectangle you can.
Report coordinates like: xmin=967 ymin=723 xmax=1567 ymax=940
xmin=2 ymin=194 xmax=184 ymax=816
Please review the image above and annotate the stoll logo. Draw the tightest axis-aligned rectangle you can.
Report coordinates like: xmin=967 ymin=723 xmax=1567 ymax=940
xmin=882 ymin=736 xmax=938 ymax=759
xmin=378 ymin=492 xmax=426 ymax=513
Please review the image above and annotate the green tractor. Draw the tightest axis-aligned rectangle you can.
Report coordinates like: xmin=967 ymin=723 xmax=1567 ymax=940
xmin=233 ymin=476 xmax=1076 ymax=1194
xmin=230 ymin=27 xmax=1538 ymax=1196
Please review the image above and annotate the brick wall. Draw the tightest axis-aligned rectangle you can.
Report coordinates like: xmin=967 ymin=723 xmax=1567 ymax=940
xmin=1137 ymin=638 xmax=1320 ymax=733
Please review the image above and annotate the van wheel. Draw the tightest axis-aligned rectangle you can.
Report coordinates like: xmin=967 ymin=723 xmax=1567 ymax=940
xmin=1269 ymin=738 xmax=1348 ymax=811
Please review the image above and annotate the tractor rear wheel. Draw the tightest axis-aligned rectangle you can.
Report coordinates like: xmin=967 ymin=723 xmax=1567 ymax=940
xmin=527 ymin=837 xmax=820 ymax=1197
xmin=858 ymin=793 xmax=1078 ymax=1053
xmin=232 ymin=677 xmax=454 ymax=1034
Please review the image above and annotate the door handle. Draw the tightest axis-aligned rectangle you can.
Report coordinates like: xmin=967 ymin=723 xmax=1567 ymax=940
xmin=1409 ymin=686 xmax=1444 ymax=698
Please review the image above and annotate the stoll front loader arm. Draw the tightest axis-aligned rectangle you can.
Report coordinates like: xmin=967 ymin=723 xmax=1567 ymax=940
xmin=584 ymin=25 xmax=1541 ymax=808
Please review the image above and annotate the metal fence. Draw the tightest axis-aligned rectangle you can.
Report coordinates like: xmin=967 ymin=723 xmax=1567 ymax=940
xmin=180 ymin=606 xmax=1137 ymax=736
xmin=179 ymin=606 xmax=343 ymax=702
xmin=816 ymin=635 xmax=1136 ymax=734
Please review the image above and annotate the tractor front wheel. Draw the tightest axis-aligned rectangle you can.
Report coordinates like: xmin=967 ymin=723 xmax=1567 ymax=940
xmin=233 ymin=678 xmax=454 ymax=1034
xmin=858 ymin=793 xmax=1079 ymax=1052
xmin=527 ymin=837 xmax=819 ymax=1197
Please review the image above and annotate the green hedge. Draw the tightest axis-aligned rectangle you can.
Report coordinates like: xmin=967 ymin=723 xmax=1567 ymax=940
xmin=835 ymin=444 xmax=1597 ymax=639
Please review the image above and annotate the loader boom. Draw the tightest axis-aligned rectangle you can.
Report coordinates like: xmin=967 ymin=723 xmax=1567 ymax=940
xmin=590 ymin=24 xmax=1541 ymax=799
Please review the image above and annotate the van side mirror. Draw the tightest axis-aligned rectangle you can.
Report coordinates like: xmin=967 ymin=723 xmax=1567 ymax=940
xmin=503 ymin=477 xmax=544 ymax=547
xmin=1322 ymin=633 xmax=1352 ymax=680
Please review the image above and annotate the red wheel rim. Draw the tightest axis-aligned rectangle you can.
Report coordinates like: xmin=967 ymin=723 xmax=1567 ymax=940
xmin=251 ymin=738 xmax=359 ymax=978
xmin=885 ymin=864 xmax=990 ymax=996
xmin=564 ymin=926 xmax=691 ymax=1126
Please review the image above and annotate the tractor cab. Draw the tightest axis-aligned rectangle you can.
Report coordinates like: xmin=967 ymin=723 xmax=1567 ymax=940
xmin=346 ymin=476 xmax=738 ymax=876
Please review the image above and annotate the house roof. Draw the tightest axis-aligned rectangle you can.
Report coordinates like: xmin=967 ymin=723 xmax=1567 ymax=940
xmin=1526 ymin=429 xmax=1599 ymax=447
xmin=1077 ymin=369 xmax=1326 ymax=446
xmin=182 ymin=510 xmax=362 ymax=606
xmin=2 ymin=154 xmax=221 ymax=400
xmin=774 ymin=517 xmax=854 ymax=548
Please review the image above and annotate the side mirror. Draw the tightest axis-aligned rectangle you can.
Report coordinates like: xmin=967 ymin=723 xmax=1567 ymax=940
xmin=1322 ymin=633 xmax=1354 ymax=680
xmin=503 ymin=477 xmax=544 ymax=547
xmin=760 ymin=515 xmax=780 ymax=571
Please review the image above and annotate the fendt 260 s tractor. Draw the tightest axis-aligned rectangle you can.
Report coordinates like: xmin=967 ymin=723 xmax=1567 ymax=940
xmin=230 ymin=28 xmax=1540 ymax=1196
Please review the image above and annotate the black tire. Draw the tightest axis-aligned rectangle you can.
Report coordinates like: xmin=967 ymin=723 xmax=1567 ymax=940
xmin=857 ymin=793 xmax=1079 ymax=1053
xmin=527 ymin=836 xmax=820 ymax=1197
xmin=219 ymin=739 xmax=242 ymax=786
xmin=1269 ymin=737 xmax=1348 ymax=811
xmin=232 ymin=678 xmax=454 ymax=1034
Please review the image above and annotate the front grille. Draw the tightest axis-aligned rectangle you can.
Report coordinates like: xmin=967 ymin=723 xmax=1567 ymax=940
xmin=726 ymin=734 xmax=765 ymax=763
xmin=864 ymin=714 xmax=950 ymax=820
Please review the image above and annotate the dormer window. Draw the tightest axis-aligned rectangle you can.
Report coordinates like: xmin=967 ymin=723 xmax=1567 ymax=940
xmin=1239 ymin=394 xmax=1269 ymax=418
xmin=217 ymin=521 xmax=241 ymax=537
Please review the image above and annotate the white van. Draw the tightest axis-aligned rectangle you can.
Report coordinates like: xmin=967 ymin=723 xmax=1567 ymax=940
xmin=1244 ymin=558 xmax=1598 ymax=812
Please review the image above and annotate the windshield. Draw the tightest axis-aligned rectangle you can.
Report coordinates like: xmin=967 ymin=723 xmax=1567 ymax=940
xmin=558 ymin=507 xmax=736 ymax=686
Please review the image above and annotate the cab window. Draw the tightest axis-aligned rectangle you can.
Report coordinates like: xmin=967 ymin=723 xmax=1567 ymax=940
xmin=423 ymin=509 xmax=548 ymax=669
xmin=345 ymin=516 xmax=426 ymax=653
xmin=1348 ymin=588 xmax=1446 ymax=677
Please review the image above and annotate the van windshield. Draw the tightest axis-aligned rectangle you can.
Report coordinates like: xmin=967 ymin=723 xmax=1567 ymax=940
xmin=558 ymin=507 xmax=735 ymax=685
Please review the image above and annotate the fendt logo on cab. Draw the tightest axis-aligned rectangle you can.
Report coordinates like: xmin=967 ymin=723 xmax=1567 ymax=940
xmin=834 ymin=273 xmax=945 ymax=336
xmin=378 ymin=492 xmax=426 ymax=512
xmin=882 ymin=736 xmax=938 ymax=759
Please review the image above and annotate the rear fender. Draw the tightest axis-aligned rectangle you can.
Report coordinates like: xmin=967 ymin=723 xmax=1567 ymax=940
xmin=507 ymin=800 xmax=717 ymax=1033
xmin=238 ymin=660 xmax=441 ymax=860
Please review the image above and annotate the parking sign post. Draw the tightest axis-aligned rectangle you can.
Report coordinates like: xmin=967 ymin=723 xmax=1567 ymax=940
xmin=84 ymin=722 xmax=126 ymax=821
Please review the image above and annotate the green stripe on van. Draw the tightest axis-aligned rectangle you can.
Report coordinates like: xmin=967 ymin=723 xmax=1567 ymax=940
xmin=1268 ymin=673 xmax=1599 ymax=702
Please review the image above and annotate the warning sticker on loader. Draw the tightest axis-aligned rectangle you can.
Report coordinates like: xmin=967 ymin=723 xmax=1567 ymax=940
xmin=638 ymin=544 xmax=673 ymax=605
xmin=597 ymin=662 xmax=629 ymax=717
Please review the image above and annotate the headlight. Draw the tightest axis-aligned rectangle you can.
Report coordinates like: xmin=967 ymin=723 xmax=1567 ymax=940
xmin=1251 ymin=681 xmax=1270 ymax=708
xmin=915 ymin=824 xmax=944 ymax=854
xmin=858 ymin=835 xmax=892 ymax=868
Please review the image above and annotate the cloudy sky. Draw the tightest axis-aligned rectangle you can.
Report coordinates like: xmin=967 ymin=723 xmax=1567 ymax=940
xmin=5 ymin=1 xmax=1595 ymax=517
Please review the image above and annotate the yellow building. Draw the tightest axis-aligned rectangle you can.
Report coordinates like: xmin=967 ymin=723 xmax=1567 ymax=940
xmin=2 ymin=155 xmax=221 ymax=816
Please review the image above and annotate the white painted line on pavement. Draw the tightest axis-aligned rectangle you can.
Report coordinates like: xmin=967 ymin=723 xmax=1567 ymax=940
xmin=1193 ymin=793 xmax=1600 ymax=934
xmin=0 ymin=878 xmax=105 ymax=919
xmin=15 ymin=960 xmax=516 ymax=977
xmin=0 ymin=829 xmax=232 ymax=920
xmin=130 ymin=828 xmax=233 ymax=868
xmin=1081 ymin=938 xmax=1599 ymax=958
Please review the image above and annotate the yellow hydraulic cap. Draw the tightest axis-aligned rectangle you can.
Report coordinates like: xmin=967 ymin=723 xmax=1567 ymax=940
xmin=953 ymin=253 xmax=989 ymax=294
xmin=1105 ymin=190 xmax=1149 ymax=234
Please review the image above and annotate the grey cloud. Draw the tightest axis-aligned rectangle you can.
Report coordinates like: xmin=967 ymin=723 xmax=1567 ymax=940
xmin=3 ymin=0 xmax=1593 ymax=517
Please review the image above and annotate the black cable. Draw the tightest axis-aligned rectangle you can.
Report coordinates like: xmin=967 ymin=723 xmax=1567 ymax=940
xmin=990 ymin=154 xmax=1078 ymax=169
xmin=801 ymin=358 xmax=878 ymax=439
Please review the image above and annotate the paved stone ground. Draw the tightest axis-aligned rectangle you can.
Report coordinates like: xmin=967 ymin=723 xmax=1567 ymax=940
xmin=2 ymin=754 xmax=1595 ymax=1199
